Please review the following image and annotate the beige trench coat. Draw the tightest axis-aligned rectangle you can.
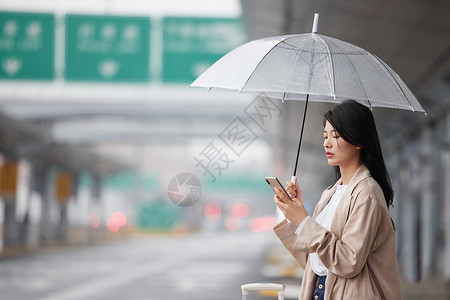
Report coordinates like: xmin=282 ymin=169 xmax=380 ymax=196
xmin=274 ymin=165 xmax=402 ymax=300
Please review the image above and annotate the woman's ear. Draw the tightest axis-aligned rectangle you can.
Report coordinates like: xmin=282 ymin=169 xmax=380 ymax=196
xmin=356 ymin=145 xmax=363 ymax=150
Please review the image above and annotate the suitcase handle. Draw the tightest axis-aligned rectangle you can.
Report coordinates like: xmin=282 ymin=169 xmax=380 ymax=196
xmin=241 ymin=283 xmax=285 ymax=300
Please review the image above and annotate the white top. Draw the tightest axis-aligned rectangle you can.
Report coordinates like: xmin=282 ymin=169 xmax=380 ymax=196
xmin=295 ymin=184 xmax=347 ymax=276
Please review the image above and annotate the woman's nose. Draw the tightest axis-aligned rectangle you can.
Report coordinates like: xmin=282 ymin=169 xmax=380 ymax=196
xmin=323 ymin=138 xmax=330 ymax=148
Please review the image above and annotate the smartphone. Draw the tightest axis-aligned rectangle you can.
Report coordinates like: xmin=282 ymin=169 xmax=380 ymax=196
xmin=265 ymin=177 xmax=292 ymax=200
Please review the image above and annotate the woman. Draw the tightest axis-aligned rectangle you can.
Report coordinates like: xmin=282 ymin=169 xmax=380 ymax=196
xmin=273 ymin=100 xmax=402 ymax=300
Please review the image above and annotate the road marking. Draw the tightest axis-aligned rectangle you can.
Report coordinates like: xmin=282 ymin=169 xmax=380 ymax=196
xmin=36 ymin=256 xmax=183 ymax=300
xmin=167 ymin=261 xmax=247 ymax=292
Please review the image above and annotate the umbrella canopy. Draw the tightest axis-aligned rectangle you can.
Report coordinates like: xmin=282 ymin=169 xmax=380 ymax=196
xmin=190 ymin=14 xmax=425 ymax=179
xmin=190 ymin=17 xmax=424 ymax=113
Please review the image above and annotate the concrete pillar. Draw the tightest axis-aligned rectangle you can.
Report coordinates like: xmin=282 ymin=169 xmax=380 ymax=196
xmin=17 ymin=160 xmax=32 ymax=247
xmin=398 ymin=159 xmax=407 ymax=275
xmin=36 ymin=165 xmax=56 ymax=243
xmin=26 ymin=190 xmax=41 ymax=248
xmin=400 ymin=139 xmax=421 ymax=282
xmin=388 ymin=150 xmax=401 ymax=255
xmin=420 ymin=125 xmax=440 ymax=278
xmin=91 ymin=174 xmax=104 ymax=222
xmin=2 ymin=198 xmax=19 ymax=246
xmin=56 ymin=204 xmax=68 ymax=240
xmin=444 ymin=113 xmax=450 ymax=279
xmin=1 ymin=160 xmax=20 ymax=247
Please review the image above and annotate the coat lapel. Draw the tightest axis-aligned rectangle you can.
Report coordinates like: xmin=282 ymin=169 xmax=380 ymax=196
xmin=329 ymin=164 xmax=372 ymax=238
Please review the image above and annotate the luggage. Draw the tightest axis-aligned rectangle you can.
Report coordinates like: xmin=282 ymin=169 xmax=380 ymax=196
xmin=241 ymin=282 xmax=285 ymax=300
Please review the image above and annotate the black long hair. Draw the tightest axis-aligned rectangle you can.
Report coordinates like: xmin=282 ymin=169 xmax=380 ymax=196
xmin=323 ymin=100 xmax=394 ymax=210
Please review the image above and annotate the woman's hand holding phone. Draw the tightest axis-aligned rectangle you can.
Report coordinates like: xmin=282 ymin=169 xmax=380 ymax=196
xmin=273 ymin=178 xmax=308 ymax=226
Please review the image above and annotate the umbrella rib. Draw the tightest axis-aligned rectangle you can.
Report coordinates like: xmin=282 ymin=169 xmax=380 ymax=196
xmin=345 ymin=58 xmax=370 ymax=104
xmin=280 ymin=41 xmax=311 ymax=66
xmin=315 ymin=34 xmax=336 ymax=98
xmin=238 ymin=38 xmax=289 ymax=92
xmin=307 ymin=36 xmax=317 ymax=94
xmin=370 ymin=54 xmax=415 ymax=111
xmin=284 ymin=42 xmax=310 ymax=97
xmin=278 ymin=40 xmax=305 ymax=51
xmin=327 ymin=37 xmax=370 ymax=103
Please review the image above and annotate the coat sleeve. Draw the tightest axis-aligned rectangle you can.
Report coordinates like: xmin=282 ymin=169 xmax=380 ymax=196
xmin=294 ymin=193 xmax=382 ymax=278
xmin=273 ymin=220 xmax=308 ymax=269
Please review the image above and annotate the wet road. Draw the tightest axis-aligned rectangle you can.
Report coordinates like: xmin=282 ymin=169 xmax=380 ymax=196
xmin=0 ymin=231 xmax=272 ymax=300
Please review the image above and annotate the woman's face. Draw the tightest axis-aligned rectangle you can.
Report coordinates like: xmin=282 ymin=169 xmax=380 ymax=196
xmin=323 ymin=121 xmax=361 ymax=168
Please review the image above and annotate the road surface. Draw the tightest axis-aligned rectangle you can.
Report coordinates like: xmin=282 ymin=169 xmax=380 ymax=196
xmin=0 ymin=231 xmax=273 ymax=300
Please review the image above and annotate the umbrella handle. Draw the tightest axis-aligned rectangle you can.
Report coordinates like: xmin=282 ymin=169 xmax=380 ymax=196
xmin=290 ymin=176 xmax=297 ymax=184
xmin=290 ymin=175 xmax=297 ymax=197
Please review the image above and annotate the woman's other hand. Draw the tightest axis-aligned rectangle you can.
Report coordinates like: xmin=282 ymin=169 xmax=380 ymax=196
xmin=285 ymin=178 xmax=304 ymax=204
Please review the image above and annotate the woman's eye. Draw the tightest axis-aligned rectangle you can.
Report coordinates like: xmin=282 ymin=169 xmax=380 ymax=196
xmin=333 ymin=135 xmax=340 ymax=139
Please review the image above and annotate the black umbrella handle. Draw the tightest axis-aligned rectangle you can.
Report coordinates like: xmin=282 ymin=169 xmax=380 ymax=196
xmin=293 ymin=94 xmax=309 ymax=177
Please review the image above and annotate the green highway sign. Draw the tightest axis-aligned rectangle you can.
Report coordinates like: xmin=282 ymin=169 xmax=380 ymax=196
xmin=162 ymin=17 xmax=246 ymax=83
xmin=138 ymin=202 xmax=181 ymax=229
xmin=103 ymin=171 xmax=158 ymax=191
xmin=65 ymin=15 xmax=150 ymax=82
xmin=0 ymin=12 xmax=55 ymax=80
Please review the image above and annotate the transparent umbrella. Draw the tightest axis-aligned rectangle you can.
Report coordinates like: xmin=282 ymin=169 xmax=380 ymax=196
xmin=190 ymin=13 xmax=425 ymax=180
